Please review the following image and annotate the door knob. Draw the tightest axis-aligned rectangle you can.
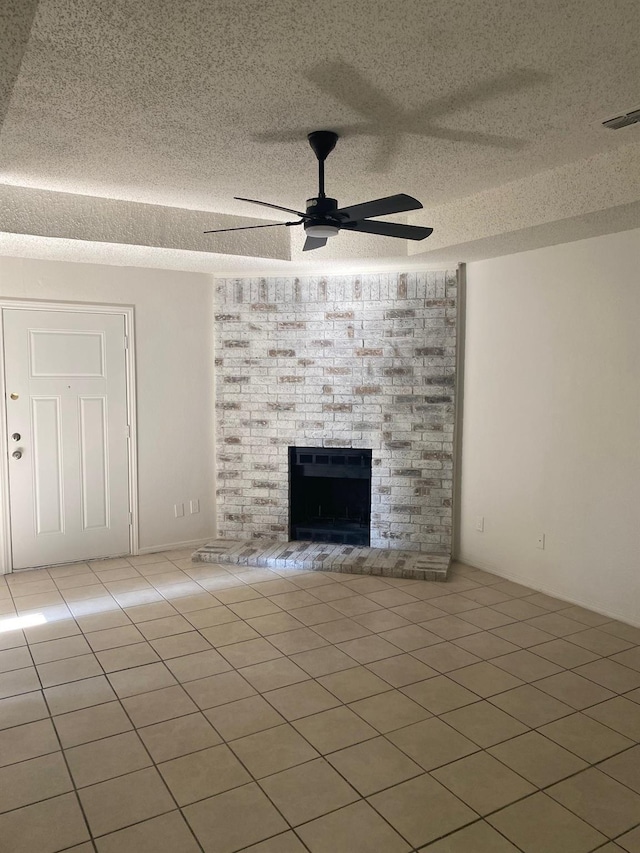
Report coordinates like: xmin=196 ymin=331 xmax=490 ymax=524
xmin=11 ymin=433 xmax=21 ymax=441
xmin=12 ymin=450 xmax=22 ymax=460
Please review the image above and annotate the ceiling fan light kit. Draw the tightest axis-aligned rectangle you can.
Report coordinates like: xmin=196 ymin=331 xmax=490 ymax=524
xmin=204 ymin=130 xmax=433 ymax=251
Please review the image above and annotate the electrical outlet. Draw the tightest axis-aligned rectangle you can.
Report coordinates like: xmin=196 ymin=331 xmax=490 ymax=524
xmin=536 ymin=532 xmax=545 ymax=550
xmin=174 ymin=503 xmax=184 ymax=518
xmin=475 ymin=516 xmax=484 ymax=532
xmin=190 ymin=499 xmax=200 ymax=515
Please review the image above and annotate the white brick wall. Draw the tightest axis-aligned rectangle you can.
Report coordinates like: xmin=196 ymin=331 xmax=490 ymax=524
xmin=214 ymin=270 xmax=458 ymax=554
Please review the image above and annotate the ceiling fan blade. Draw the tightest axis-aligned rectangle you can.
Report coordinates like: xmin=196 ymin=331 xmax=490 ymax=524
xmin=234 ymin=196 xmax=309 ymax=219
xmin=336 ymin=194 xmax=422 ymax=222
xmin=204 ymin=221 xmax=300 ymax=234
xmin=302 ymin=235 xmax=327 ymax=251
xmin=342 ymin=219 xmax=433 ymax=241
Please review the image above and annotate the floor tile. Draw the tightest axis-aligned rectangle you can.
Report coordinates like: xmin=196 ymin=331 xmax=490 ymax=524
xmin=230 ymin=722 xmax=318 ymax=777
xmin=108 ymin=661 xmax=177 ymax=698
xmin=328 ymin=735 xmax=423 ymax=795
xmin=297 ymin=800 xmax=411 ymax=853
xmin=525 ymin=613 xmax=587 ymax=637
xmin=292 ymin=706 xmax=377 ymax=754
xmin=423 ymin=615 xmax=483 ymax=640
xmin=449 ymin=661 xmax=525 ymax=697
xmin=598 ymin=744 xmax=640 ymax=793
xmin=441 ymin=700 xmax=529 ymax=747
xmin=0 ymin=792 xmax=90 ymax=853
xmin=65 ymin=730 xmax=152 ymax=787
xmin=122 ymin=684 xmax=198 ymax=726
xmin=491 ymin=649 xmax=563 ymax=681
xmin=402 ymin=675 xmax=478 ymax=714
xmin=239 ymin=657 xmax=310 ymax=692
xmin=617 ymin=826 xmax=640 ymax=853
xmin=96 ymin=642 xmax=160 ymax=672
xmin=367 ymin=653 xmax=438 ymax=687
xmin=150 ymin=631 xmax=213 ymax=660
xmin=185 ymin=605 xmax=239 ymax=629
xmin=287 ymin=603 xmax=343 ymax=625
xmin=184 ymin=782 xmax=288 ymax=853
xmin=540 ymin=711 xmax=635 ymax=762
xmin=418 ymin=820 xmax=521 ymax=852
xmin=330 ymin=596 xmax=384 ymax=617
xmin=433 ymin=750 xmax=535 ymax=815
xmin=290 ymin=645 xmax=358 ymax=677
xmin=336 ymin=634 xmax=399 ymax=663
xmin=612 ymin=646 xmax=640 ymax=672
xmin=412 ymin=642 xmax=481 ymax=673
xmin=354 ymin=609 xmax=412 ymax=633
xmin=379 ymin=624 xmax=442 ymax=651
xmin=95 ymin=810 xmax=201 ymax=853
xmin=123 ymin=600 xmax=177 ymax=624
xmin=536 ymin=670 xmax=615 ymax=709
xmin=165 ymin=649 xmax=232 ymax=682
xmin=259 ymin=757 xmax=358 ymax=825
xmin=584 ymin=696 xmax=640 ymax=740
xmin=219 ymin=637 xmax=282 ymax=668
xmin=137 ymin=614 xmax=194 ymax=640
xmin=0 ymin=752 xmax=73 ymax=813
xmin=37 ymin=653 xmax=103 ymax=687
xmin=45 ymin=675 xmax=116 ymax=714
xmin=205 ymin=695 xmax=285 ymax=741
xmin=458 ymin=606 xmax=517 ymax=630
xmin=490 ymin=621 xmax=557 ymax=648
xmin=183 ymin=671 xmax=256 ymax=709
xmin=349 ymin=689 xmax=430 ymax=732
xmin=602 ymin=622 xmax=640 ymax=645
xmin=79 ymin=766 xmax=175 ymax=837
xmin=0 ymin=689 xmax=48 ymax=729
xmin=570 ymin=628 xmax=634 ymax=656
xmin=54 ymin=701 xmax=132 ymax=747
xmin=317 ymin=665 xmax=391 ymax=702
xmin=575 ymin=658 xmax=640 ymax=693
xmin=312 ymin=617 xmax=372 ymax=643
xmin=0 ymin=718 xmax=59 ymax=766
xmin=200 ymin=620 xmax=261 ymax=647
xmin=139 ymin=711 xmax=221 ymax=761
xmin=264 ymin=679 xmax=340 ymax=719
xmin=388 ymin=718 xmax=479 ymax=770
xmin=369 ymin=773 xmax=476 ymax=848
xmin=268 ymin=627 xmax=328 ymax=654
xmin=533 ymin=638 xmax=602 ymax=668
xmin=0 ymin=665 xmax=40 ymax=699
xmin=489 ymin=730 xmax=588 ymax=786
xmin=245 ymin=612 xmax=304 ymax=636
xmin=29 ymin=634 xmax=91 ymax=664
xmin=159 ymin=743 xmax=251 ymax=805
xmin=487 ymin=792 xmax=606 ymax=853
xmin=453 ymin=632 xmax=520 ymax=660
xmin=489 ymin=684 xmax=574 ymax=727
xmin=548 ymin=767 xmax=640 ymax=836
xmin=85 ymin=625 xmax=145 ymax=651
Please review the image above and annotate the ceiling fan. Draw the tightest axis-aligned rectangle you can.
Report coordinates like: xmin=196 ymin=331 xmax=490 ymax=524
xmin=204 ymin=130 xmax=433 ymax=252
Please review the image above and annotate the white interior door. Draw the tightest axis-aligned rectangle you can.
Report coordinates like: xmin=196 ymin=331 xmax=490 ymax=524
xmin=4 ymin=308 xmax=131 ymax=569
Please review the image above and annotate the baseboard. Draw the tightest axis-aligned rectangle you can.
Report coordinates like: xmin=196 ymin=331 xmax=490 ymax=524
xmin=456 ymin=552 xmax=640 ymax=629
xmin=138 ymin=537 xmax=215 ymax=555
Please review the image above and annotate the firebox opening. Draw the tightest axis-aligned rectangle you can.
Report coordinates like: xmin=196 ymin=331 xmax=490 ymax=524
xmin=289 ymin=446 xmax=372 ymax=546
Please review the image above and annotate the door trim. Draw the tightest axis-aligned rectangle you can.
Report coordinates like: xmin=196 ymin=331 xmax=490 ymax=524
xmin=0 ymin=299 xmax=139 ymax=573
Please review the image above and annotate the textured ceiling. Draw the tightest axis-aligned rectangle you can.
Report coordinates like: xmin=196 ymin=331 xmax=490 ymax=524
xmin=0 ymin=0 xmax=638 ymax=271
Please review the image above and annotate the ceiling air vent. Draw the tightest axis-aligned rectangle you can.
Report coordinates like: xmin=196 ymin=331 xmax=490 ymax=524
xmin=602 ymin=108 xmax=640 ymax=130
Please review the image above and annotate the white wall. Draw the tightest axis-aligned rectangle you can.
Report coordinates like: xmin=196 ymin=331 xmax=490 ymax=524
xmin=0 ymin=256 xmax=216 ymax=556
xmin=459 ymin=229 xmax=640 ymax=625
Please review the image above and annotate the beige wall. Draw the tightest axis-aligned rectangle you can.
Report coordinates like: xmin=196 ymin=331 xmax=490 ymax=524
xmin=0 ymin=256 xmax=216 ymax=556
xmin=460 ymin=229 xmax=640 ymax=625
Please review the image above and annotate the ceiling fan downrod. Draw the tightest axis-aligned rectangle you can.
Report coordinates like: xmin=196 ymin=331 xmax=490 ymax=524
xmin=307 ymin=130 xmax=338 ymax=199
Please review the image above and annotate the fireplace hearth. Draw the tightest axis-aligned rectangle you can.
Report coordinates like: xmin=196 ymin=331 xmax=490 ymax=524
xmin=289 ymin=447 xmax=372 ymax=546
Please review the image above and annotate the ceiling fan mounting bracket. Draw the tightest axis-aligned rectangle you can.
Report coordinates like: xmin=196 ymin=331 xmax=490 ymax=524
xmin=307 ymin=130 xmax=339 ymax=162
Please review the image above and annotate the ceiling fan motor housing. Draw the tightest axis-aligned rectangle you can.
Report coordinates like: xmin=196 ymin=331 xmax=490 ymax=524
xmin=304 ymin=196 xmax=341 ymax=237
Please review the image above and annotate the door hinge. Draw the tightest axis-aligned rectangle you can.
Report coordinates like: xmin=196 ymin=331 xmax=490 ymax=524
xmin=123 ymin=335 xmax=129 ymax=350
xmin=129 ymin=511 xmax=133 ymax=525
xmin=126 ymin=424 xmax=131 ymax=439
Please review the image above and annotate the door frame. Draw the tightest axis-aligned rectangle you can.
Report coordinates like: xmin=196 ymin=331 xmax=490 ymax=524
xmin=0 ymin=299 xmax=139 ymax=573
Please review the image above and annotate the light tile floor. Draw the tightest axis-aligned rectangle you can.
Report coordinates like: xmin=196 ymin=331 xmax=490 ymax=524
xmin=0 ymin=554 xmax=639 ymax=853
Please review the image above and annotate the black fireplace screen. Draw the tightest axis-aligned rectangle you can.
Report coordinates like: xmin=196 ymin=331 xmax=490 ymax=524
xmin=289 ymin=447 xmax=372 ymax=546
